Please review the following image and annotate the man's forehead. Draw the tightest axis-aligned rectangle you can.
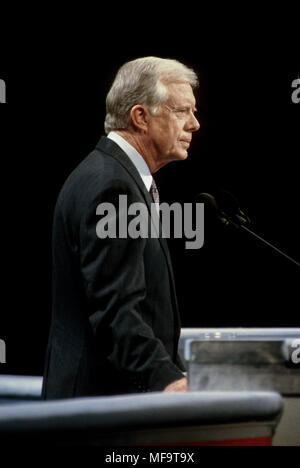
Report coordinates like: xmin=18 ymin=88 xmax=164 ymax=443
xmin=165 ymin=82 xmax=197 ymax=106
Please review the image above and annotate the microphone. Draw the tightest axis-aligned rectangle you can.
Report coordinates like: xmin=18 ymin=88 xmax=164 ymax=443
xmin=197 ymin=192 xmax=231 ymax=226
xmin=197 ymin=191 xmax=247 ymax=228
xmin=216 ymin=190 xmax=251 ymax=226
xmin=197 ymin=191 xmax=300 ymax=268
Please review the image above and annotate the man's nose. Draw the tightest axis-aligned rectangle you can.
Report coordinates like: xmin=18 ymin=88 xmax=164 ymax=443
xmin=187 ymin=113 xmax=200 ymax=132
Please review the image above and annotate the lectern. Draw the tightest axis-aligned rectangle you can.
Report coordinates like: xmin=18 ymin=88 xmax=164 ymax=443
xmin=180 ymin=328 xmax=300 ymax=446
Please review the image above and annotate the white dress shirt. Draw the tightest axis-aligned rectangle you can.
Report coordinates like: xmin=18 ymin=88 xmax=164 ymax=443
xmin=107 ymin=131 xmax=153 ymax=191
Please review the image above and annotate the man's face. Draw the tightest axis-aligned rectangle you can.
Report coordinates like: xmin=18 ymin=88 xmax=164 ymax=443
xmin=147 ymin=82 xmax=200 ymax=166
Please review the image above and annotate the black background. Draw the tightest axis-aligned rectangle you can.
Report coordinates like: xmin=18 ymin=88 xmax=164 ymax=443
xmin=0 ymin=31 xmax=299 ymax=376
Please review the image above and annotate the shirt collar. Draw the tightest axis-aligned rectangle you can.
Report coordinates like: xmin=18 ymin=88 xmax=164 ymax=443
xmin=107 ymin=131 xmax=153 ymax=191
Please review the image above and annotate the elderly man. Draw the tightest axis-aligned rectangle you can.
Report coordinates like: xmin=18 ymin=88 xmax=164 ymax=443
xmin=42 ymin=57 xmax=200 ymax=398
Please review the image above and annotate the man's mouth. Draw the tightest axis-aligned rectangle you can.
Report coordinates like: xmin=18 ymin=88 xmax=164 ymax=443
xmin=180 ymin=139 xmax=191 ymax=147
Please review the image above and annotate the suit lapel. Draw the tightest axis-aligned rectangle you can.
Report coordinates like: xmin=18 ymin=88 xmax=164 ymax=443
xmin=96 ymin=136 xmax=180 ymax=318
xmin=96 ymin=136 xmax=152 ymax=209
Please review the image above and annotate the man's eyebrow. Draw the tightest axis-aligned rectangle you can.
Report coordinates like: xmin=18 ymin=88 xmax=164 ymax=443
xmin=166 ymin=102 xmax=198 ymax=113
xmin=184 ymin=103 xmax=198 ymax=112
xmin=174 ymin=104 xmax=198 ymax=112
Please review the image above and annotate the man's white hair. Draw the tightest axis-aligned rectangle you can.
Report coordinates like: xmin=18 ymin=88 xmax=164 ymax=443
xmin=104 ymin=56 xmax=198 ymax=134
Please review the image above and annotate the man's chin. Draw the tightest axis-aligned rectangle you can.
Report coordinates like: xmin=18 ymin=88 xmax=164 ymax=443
xmin=163 ymin=150 xmax=189 ymax=165
xmin=177 ymin=150 xmax=189 ymax=160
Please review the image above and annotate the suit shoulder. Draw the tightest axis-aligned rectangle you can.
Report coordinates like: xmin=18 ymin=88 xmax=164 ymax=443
xmin=60 ymin=148 xmax=128 ymax=195
xmin=55 ymin=146 xmax=137 ymax=222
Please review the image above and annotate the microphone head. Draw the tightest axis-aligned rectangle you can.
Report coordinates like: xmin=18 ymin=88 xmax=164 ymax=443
xmin=196 ymin=192 xmax=229 ymax=226
xmin=216 ymin=190 xmax=251 ymax=225
xmin=196 ymin=192 xmax=219 ymax=213
xmin=216 ymin=190 xmax=240 ymax=216
xmin=197 ymin=190 xmax=250 ymax=228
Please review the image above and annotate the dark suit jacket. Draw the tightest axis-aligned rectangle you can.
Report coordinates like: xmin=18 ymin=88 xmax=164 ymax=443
xmin=42 ymin=136 xmax=185 ymax=399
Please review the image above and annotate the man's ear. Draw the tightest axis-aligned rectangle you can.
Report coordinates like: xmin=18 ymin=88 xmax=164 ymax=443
xmin=130 ymin=105 xmax=149 ymax=132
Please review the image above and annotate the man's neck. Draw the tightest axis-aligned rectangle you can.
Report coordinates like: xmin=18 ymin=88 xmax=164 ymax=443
xmin=114 ymin=130 xmax=165 ymax=174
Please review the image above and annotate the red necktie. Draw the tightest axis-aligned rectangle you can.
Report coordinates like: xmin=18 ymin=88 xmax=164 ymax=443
xmin=150 ymin=179 xmax=160 ymax=216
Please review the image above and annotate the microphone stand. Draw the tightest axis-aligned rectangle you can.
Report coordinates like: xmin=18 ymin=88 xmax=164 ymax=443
xmin=197 ymin=192 xmax=300 ymax=268
xmin=223 ymin=215 xmax=300 ymax=268
xmin=240 ymin=224 xmax=300 ymax=268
